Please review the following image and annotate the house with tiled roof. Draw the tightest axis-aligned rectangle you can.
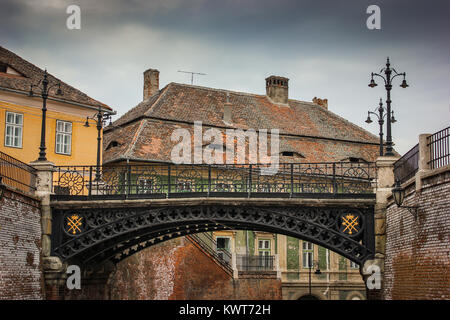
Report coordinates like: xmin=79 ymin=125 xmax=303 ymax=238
xmin=0 ymin=46 xmax=113 ymax=165
xmin=103 ymin=68 xmax=381 ymax=300
xmin=104 ymin=69 xmax=380 ymax=165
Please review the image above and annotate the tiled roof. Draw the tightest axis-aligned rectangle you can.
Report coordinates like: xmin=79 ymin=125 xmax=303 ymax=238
xmin=0 ymin=46 xmax=111 ymax=110
xmin=104 ymin=82 xmax=382 ymax=164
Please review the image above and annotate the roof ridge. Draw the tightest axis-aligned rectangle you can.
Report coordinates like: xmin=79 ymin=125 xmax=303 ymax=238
xmin=143 ymin=82 xmax=173 ymax=117
xmin=313 ymin=104 xmax=380 ymax=142
xmin=124 ymin=118 xmax=148 ymax=158
xmin=0 ymin=46 xmax=111 ymax=110
xmin=170 ymin=82 xmax=318 ymax=106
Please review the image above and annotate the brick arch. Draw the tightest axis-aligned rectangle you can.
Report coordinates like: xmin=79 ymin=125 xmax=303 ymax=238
xmin=51 ymin=204 xmax=374 ymax=267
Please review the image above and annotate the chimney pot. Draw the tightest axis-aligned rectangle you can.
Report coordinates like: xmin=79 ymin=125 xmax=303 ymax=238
xmin=265 ymin=75 xmax=289 ymax=104
xmin=143 ymin=68 xmax=160 ymax=100
xmin=313 ymin=97 xmax=328 ymax=110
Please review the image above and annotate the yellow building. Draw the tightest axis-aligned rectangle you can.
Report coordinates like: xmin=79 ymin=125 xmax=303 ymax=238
xmin=0 ymin=46 xmax=113 ymax=166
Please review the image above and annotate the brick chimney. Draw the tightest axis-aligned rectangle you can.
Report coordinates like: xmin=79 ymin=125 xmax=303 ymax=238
xmin=265 ymin=75 xmax=289 ymax=105
xmin=313 ymin=97 xmax=328 ymax=110
xmin=143 ymin=68 xmax=159 ymax=100
xmin=223 ymin=92 xmax=232 ymax=124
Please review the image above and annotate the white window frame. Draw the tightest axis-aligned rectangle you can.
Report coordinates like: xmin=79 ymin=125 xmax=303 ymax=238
xmin=258 ymin=239 xmax=271 ymax=256
xmin=302 ymin=241 xmax=314 ymax=268
xmin=137 ymin=178 xmax=153 ymax=194
xmin=4 ymin=111 xmax=23 ymax=148
xmin=55 ymin=120 xmax=72 ymax=155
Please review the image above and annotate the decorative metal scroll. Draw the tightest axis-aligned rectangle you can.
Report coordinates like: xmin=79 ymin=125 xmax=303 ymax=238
xmin=51 ymin=204 xmax=374 ymax=266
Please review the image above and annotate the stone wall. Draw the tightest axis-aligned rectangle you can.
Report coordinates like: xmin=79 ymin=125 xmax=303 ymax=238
xmin=108 ymin=237 xmax=282 ymax=300
xmin=0 ymin=186 xmax=43 ymax=299
xmin=384 ymin=166 xmax=450 ymax=299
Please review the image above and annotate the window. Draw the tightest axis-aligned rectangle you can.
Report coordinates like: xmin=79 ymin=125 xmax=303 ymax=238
xmin=302 ymin=241 xmax=313 ymax=268
xmin=280 ymin=151 xmax=305 ymax=158
xmin=0 ymin=63 xmax=7 ymax=73
xmin=55 ymin=120 xmax=72 ymax=155
xmin=177 ymin=181 xmax=192 ymax=191
xmin=106 ymin=141 xmax=120 ymax=150
xmin=137 ymin=178 xmax=153 ymax=194
xmin=216 ymin=237 xmax=231 ymax=263
xmin=258 ymin=239 xmax=271 ymax=256
xmin=5 ymin=112 xmax=23 ymax=148
xmin=350 ymin=260 xmax=359 ymax=269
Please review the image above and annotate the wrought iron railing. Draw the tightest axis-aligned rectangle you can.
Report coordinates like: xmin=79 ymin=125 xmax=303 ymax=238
xmin=236 ymin=254 xmax=275 ymax=272
xmin=51 ymin=162 xmax=377 ymax=199
xmin=393 ymin=144 xmax=419 ymax=184
xmin=428 ymin=126 xmax=450 ymax=170
xmin=0 ymin=151 xmax=36 ymax=194
xmin=186 ymin=232 xmax=233 ymax=275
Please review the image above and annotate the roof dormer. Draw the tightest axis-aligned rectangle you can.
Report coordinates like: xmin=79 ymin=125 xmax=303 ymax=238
xmin=0 ymin=63 xmax=24 ymax=77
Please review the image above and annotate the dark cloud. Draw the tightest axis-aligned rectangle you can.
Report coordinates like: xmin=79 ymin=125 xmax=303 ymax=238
xmin=1 ymin=0 xmax=449 ymax=154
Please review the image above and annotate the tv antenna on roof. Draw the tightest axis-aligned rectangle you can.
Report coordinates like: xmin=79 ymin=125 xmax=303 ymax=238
xmin=178 ymin=70 xmax=206 ymax=85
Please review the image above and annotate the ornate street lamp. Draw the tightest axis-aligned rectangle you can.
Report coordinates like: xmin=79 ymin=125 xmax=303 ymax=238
xmin=308 ymin=260 xmax=322 ymax=296
xmin=392 ymin=180 xmax=419 ymax=220
xmin=365 ymin=98 xmax=397 ymax=156
xmin=28 ymin=70 xmax=64 ymax=161
xmin=84 ymin=106 xmax=113 ymax=181
xmin=368 ymin=57 xmax=408 ymax=156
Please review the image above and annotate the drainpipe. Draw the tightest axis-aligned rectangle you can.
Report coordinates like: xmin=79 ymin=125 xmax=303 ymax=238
xmin=246 ymin=230 xmax=249 ymax=255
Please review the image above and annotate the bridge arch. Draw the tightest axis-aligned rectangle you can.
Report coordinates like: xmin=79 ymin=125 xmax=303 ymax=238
xmin=51 ymin=202 xmax=375 ymax=267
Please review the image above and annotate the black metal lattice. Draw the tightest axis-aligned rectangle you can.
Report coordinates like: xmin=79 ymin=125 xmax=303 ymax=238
xmin=51 ymin=204 xmax=375 ymax=267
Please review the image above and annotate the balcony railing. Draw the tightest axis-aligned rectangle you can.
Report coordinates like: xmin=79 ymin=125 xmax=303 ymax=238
xmin=236 ymin=254 xmax=275 ymax=272
xmin=0 ymin=151 xmax=36 ymax=195
xmin=51 ymin=162 xmax=377 ymax=200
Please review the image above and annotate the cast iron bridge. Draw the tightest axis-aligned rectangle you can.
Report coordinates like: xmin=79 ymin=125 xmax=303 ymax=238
xmin=49 ymin=162 xmax=377 ymax=268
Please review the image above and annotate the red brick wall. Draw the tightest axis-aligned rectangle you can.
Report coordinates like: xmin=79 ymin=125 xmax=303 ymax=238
xmin=384 ymin=168 xmax=450 ymax=299
xmin=0 ymin=187 xmax=43 ymax=299
xmin=108 ymin=237 xmax=282 ymax=300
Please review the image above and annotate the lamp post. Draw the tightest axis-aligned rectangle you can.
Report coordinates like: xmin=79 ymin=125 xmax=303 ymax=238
xmin=368 ymin=57 xmax=408 ymax=156
xmin=365 ymin=98 xmax=397 ymax=156
xmin=28 ymin=70 xmax=64 ymax=161
xmin=84 ymin=106 xmax=113 ymax=181
xmin=308 ymin=260 xmax=322 ymax=296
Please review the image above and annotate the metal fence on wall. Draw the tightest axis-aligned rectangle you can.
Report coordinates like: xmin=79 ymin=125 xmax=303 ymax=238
xmin=0 ymin=151 xmax=36 ymax=194
xmin=394 ymin=126 xmax=450 ymax=184
xmin=428 ymin=126 xmax=450 ymax=170
xmin=393 ymin=144 xmax=419 ymax=184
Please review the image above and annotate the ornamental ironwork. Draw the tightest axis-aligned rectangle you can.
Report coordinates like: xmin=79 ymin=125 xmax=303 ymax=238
xmin=51 ymin=204 xmax=374 ymax=267
xmin=63 ymin=213 xmax=85 ymax=236
xmin=51 ymin=162 xmax=377 ymax=200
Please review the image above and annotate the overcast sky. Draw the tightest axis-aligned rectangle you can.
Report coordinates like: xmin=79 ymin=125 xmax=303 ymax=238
xmin=1 ymin=0 xmax=449 ymax=154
